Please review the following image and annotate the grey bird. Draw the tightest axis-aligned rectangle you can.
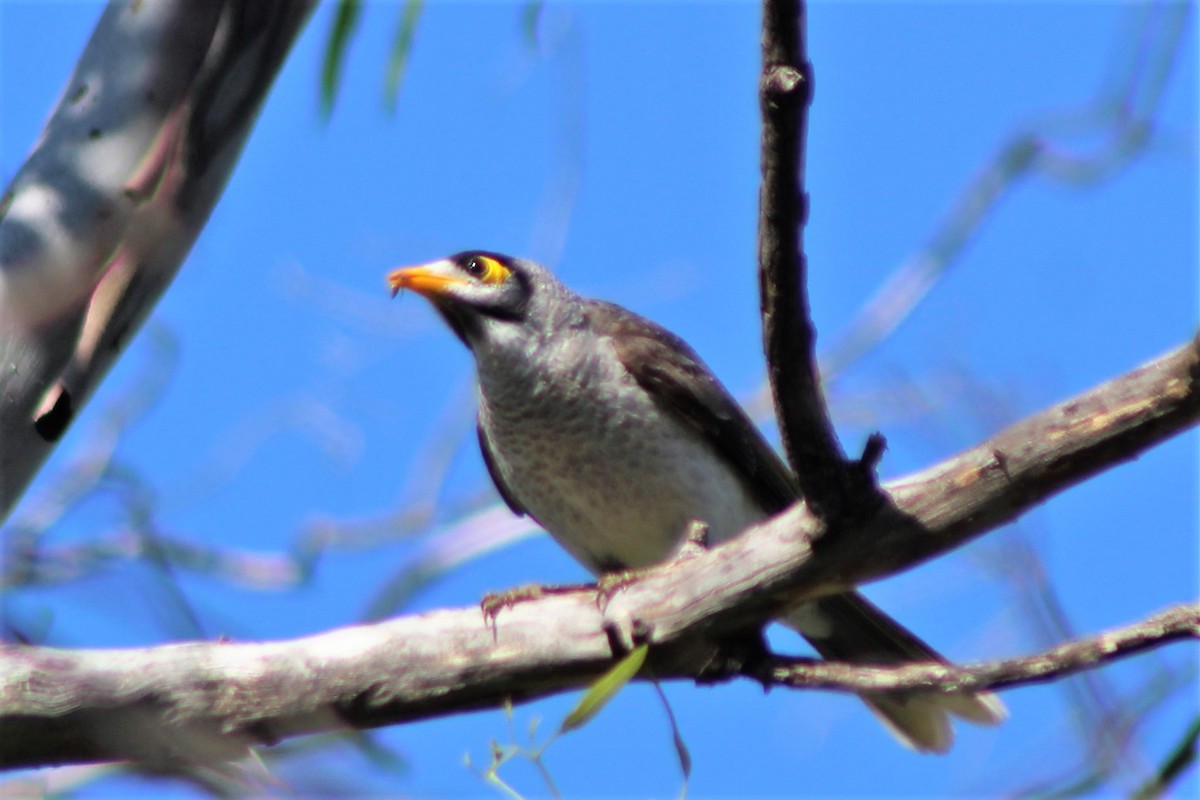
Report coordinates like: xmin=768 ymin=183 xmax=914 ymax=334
xmin=388 ymin=251 xmax=1005 ymax=752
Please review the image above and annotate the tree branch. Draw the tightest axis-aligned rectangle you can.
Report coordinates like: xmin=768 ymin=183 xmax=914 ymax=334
xmin=2 ymin=337 xmax=1196 ymax=770
xmin=758 ymin=0 xmax=865 ymax=517
xmin=596 ymin=336 xmax=1200 ymax=643
xmin=759 ymin=603 xmax=1199 ymax=694
xmin=0 ymin=0 xmax=315 ymax=523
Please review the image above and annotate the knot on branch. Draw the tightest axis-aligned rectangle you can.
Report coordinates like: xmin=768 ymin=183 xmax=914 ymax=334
xmin=762 ymin=63 xmax=812 ymax=103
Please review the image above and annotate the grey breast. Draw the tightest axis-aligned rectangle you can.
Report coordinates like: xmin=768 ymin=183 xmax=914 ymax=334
xmin=476 ymin=326 xmax=764 ymax=573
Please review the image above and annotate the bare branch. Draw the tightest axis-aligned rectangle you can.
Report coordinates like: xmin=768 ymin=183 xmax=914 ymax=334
xmin=0 ymin=590 xmax=619 ymax=770
xmin=2 ymin=337 xmax=1196 ymax=770
xmin=758 ymin=0 xmax=862 ymax=515
xmin=760 ymin=604 xmax=1198 ymax=694
xmin=596 ymin=337 xmax=1200 ymax=643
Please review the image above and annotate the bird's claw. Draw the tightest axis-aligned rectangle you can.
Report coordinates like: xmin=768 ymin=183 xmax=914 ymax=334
xmin=480 ymin=581 xmax=594 ymax=629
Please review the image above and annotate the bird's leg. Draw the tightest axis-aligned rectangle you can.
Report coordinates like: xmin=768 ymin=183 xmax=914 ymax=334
xmin=595 ymin=520 xmax=711 ymax=612
xmin=480 ymin=581 xmax=595 ymax=629
xmin=482 ymin=521 xmax=712 ymax=631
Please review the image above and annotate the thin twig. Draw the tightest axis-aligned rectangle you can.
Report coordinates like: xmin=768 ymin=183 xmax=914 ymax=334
xmin=759 ymin=604 xmax=1199 ymax=694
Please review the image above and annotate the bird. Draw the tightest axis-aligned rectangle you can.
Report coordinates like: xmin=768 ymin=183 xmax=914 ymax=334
xmin=387 ymin=250 xmax=1005 ymax=752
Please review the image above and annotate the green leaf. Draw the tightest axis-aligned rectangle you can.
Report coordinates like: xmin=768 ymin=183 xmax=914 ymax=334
xmin=321 ymin=0 xmax=363 ymax=120
xmin=559 ymin=644 xmax=648 ymax=734
xmin=384 ymin=0 xmax=425 ymax=115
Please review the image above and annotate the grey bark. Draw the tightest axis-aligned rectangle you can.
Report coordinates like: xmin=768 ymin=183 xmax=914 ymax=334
xmin=0 ymin=0 xmax=315 ymax=522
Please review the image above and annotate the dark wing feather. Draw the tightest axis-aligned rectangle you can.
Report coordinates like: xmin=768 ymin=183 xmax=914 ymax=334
xmin=477 ymin=422 xmax=529 ymax=517
xmin=588 ymin=300 xmax=800 ymax=514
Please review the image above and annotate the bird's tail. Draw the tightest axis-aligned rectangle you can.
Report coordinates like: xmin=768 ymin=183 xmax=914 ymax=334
xmin=783 ymin=592 xmax=1006 ymax=753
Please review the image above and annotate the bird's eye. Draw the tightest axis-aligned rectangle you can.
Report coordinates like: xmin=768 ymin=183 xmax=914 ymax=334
xmin=462 ymin=255 xmax=511 ymax=285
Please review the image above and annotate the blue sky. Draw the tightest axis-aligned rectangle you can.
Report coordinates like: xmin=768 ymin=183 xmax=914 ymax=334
xmin=2 ymin=2 xmax=1197 ymax=796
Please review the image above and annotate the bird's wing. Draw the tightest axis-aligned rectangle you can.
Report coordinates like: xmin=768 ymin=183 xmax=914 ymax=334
xmin=477 ymin=421 xmax=530 ymax=517
xmin=590 ymin=300 xmax=800 ymax=514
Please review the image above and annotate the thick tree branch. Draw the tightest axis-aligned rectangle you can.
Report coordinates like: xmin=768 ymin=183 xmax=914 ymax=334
xmin=597 ymin=337 xmax=1200 ymax=643
xmin=0 ymin=0 xmax=315 ymax=523
xmin=2 ymin=337 xmax=1197 ymax=770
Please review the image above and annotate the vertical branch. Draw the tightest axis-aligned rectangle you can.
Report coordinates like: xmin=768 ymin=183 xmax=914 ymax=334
xmin=758 ymin=0 xmax=871 ymax=516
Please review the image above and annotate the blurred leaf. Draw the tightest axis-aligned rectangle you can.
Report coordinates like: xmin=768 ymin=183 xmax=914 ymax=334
xmin=651 ymin=681 xmax=691 ymax=793
xmin=385 ymin=0 xmax=425 ymax=114
xmin=559 ymin=644 xmax=648 ymax=734
xmin=520 ymin=1 xmax=543 ymax=49
xmin=321 ymin=0 xmax=363 ymax=119
xmin=1132 ymin=714 xmax=1200 ymax=800
xmin=523 ymin=1 xmax=547 ymax=49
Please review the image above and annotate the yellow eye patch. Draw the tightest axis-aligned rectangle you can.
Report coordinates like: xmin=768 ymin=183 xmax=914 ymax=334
xmin=464 ymin=254 xmax=511 ymax=285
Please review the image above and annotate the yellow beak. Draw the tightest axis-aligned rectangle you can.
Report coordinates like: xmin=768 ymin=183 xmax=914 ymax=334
xmin=386 ymin=264 xmax=468 ymax=299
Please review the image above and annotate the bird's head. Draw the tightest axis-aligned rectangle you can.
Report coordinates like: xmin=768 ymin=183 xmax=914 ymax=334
xmin=387 ymin=251 xmax=576 ymax=350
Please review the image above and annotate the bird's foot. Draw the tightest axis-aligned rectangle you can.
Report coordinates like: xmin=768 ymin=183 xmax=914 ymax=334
xmin=596 ymin=520 xmax=711 ymax=612
xmin=480 ymin=581 xmax=594 ymax=628
xmin=594 ymin=568 xmax=648 ymax=612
